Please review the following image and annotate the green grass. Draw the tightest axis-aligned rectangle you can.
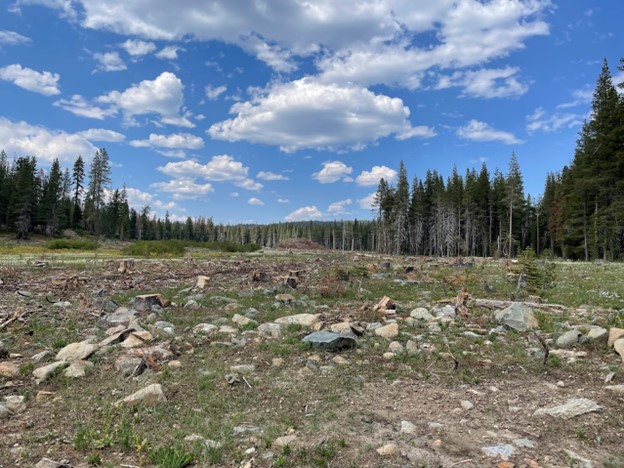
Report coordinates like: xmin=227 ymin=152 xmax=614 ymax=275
xmin=45 ymin=238 xmax=100 ymax=250
xmin=148 ymin=446 xmax=194 ymax=468
xmin=123 ymin=240 xmax=261 ymax=257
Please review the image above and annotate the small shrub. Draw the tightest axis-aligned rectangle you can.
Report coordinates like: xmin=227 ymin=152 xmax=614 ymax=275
xmin=149 ymin=446 xmax=194 ymax=468
xmin=45 ymin=239 xmax=99 ymax=250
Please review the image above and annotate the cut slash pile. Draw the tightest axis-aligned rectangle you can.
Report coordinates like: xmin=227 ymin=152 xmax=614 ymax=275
xmin=1 ymin=251 xmax=624 ymax=467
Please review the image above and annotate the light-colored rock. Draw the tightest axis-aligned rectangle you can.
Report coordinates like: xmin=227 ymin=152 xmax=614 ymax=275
xmin=406 ymin=340 xmax=419 ymax=355
xmin=0 ymin=403 xmax=11 ymax=419
xmin=586 ymin=326 xmax=608 ymax=342
xmin=375 ymin=323 xmax=399 ymax=339
xmin=155 ymin=321 xmax=175 ymax=335
xmin=116 ymin=383 xmax=166 ymax=407
xmin=608 ymin=327 xmax=624 ymax=347
xmin=168 ymin=360 xmax=182 ymax=370
xmin=389 ymin=341 xmax=404 ymax=354
xmin=63 ymin=360 xmax=93 ymax=378
xmin=31 ymin=350 xmax=55 ymax=362
xmin=613 ymin=338 xmax=624 ymax=363
xmin=33 ymin=361 xmax=68 ymax=383
xmin=273 ymin=435 xmax=297 ymax=448
xmin=461 ymin=400 xmax=474 ymax=411
xmin=275 ymin=293 xmax=295 ymax=303
xmin=481 ymin=444 xmax=515 ymax=461
xmin=272 ymin=358 xmax=284 ymax=367
xmin=121 ymin=334 xmax=146 ymax=349
xmin=376 ymin=443 xmax=398 ymax=456
xmin=35 ymin=458 xmax=65 ymax=468
xmin=194 ymin=275 xmax=210 ymax=290
xmin=258 ymin=322 xmax=282 ymax=338
xmin=0 ymin=361 xmax=19 ymax=377
xmin=194 ymin=323 xmax=218 ymax=335
xmin=563 ymin=449 xmax=594 ymax=468
xmin=133 ymin=294 xmax=168 ymax=312
xmin=56 ymin=341 xmax=99 ymax=361
xmin=434 ymin=305 xmax=456 ymax=319
xmin=330 ymin=322 xmax=355 ymax=334
xmin=35 ymin=391 xmax=56 ymax=403
xmin=232 ymin=314 xmax=253 ymax=326
xmin=218 ymin=325 xmax=238 ymax=335
xmin=104 ymin=307 xmax=138 ymax=325
xmin=495 ymin=303 xmax=538 ymax=331
xmin=400 ymin=420 xmax=417 ymax=435
xmin=555 ymin=329 xmax=582 ymax=348
xmin=230 ymin=364 xmax=255 ymax=374
xmin=533 ymin=398 xmax=602 ymax=419
xmin=275 ymin=313 xmax=319 ymax=328
xmin=605 ymin=385 xmax=624 ymax=394
xmin=5 ymin=395 xmax=26 ymax=414
xmin=332 ymin=356 xmax=349 ymax=366
xmin=410 ymin=308 xmax=434 ymax=321
xmin=115 ymin=356 xmax=146 ymax=377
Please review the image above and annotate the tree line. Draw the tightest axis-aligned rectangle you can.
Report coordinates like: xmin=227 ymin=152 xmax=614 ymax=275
xmin=0 ymin=57 xmax=622 ymax=259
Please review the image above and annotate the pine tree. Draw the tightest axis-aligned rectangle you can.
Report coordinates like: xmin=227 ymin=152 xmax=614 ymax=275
xmin=84 ymin=149 xmax=111 ymax=235
xmin=71 ymin=155 xmax=85 ymax=228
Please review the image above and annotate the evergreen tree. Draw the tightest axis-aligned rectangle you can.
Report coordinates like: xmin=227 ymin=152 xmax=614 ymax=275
xmin=72 ymin=155 xmax=85 ymax=228
xmin=84 ymin=149 xmax=111 ymax=235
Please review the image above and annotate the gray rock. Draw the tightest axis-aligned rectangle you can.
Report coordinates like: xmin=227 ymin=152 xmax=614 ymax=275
xmin=388 ymin=341 xmax=404 ymax=354
xmin=115 ymin=355 xmax=147 ymax=377
xmin=0 ymin=403 xmax=10 ymax=419
xmin=244 ymin=307 xmax=260 ymax=318
xmin=210 ymin=295 xmax=238 ymax=304
xmin=184 ymin=299 xmax=200 ymax=309
xmin=460 ymin=400 xmax=474 ymax=411
xmin=533 ymin=398 xmax=602 ymax=419
xmin=400 ymin=420 xmax=417 ymax=435
xmin=230 ymin=364 xmax=255 ymax=374
xmin=104 ymin=307 xmax=139 ymax=325
xmin=375 ymin=323 xmax=399 ymax=339
xmin=563 ymin=449 xmax=594 ymax=468
xmin=495 ymin=303 xmax=538 ymax=331
xmin=302 ymin=331 xmax=356 ymax=351
xmin=194 ymin=323 xmax=218 ymax=335
xmin=5 ymin=395 xmax=26 ymax=413
xmin=33 ymin=361 xmax=69 ymax=383
xmin=258 ymin=322 xmax=282 ymax=338
xmin=154 ymin=321 xmax=175 ymax=335
xmin=133 ymin=294 xmax=167 ymax=312
xmin=35 ymin=459 xmax=71 ymax=468
xmin=556 ymin=329 xmax=582 ymax=348
xmin=481 ymin=444 xmax=515 ymax=460
xmin=63 ymin=360 xmax=93 ymax=378
xmin=275 ymin=313 xmax=319 ymax=327
xmin=586 ymin=326 xmax=608 ymax=342
xmin=233 ymin=425 xmax=261 ymax=435
xmin=116 ymin=383 xmax=166 ymax=407
xmin=56 ymin=341 xmax=99 ymax=361
xmin=410 ymin=308 xmax=434 ymax=321
xmin=434 ymin=305 xmax=456 ymax=319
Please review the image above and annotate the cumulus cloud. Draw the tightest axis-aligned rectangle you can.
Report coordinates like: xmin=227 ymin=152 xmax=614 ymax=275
xmin=0 ymin=64 xmax=60 ymax=95
xmin=327 ymin=199 xmax=352 ymax=216
xmin=205 ymin=84 xmax=227 ymax=100
xmin=208 ymin=78 xmax=421 ymax=152
xmin=557 ymin=87 xmax=594 ymax=109
xmin=53 ymin=94 xmax=116 ymax=120
xmin=257 ymin=171 xmax=288 ymax=181
xmin=312 ymin=160 xmax=353 ymax=184
xmin=396 ymin=126 xmax=437 ymax=140
xmin=97 ymin=71 xmax=193 ymax=127
xmin=130 ymin=133 xmax=204 ymax=149
xmin=284 ymin=206 xmax=323 ymax=222
xmin=355 ymin=165 xmax=397 ymax=186
xmin=247 ymin=197 xmax=264 ymax=206
xmin=0 ymin=117 xmax=96 ymax=164
xmin=155 ymin=45 xmax=182 ymax=60
xmin=525 ymin=107 xmax=584 ymax=134
xmin=435 ymin=67 xmax=529 ymax=98
xmin=457 ymin=119 xmax=522 ymax=145
xmin=0 ymin=30 xmax=31 ymax=46
xmin=93 ymin=51 xmax=127 ymax=72
xmin=359 ymin=192 xmax=377 ymax=210
xmin=77 ymin=128 xmax=125 ymax=142
xmin=121 ymin=39 xmax=156 ymax=56
xmin=150 ymin=178 xmax=214 ymax=200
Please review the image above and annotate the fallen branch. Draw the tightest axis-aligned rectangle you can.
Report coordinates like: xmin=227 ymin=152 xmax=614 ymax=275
xmin=533 ymin=331 xmax=550 ymax=365
xmin=469 ymin=298 xmax=569 ymax=312
xmin=0 ymin=310 xmax=30 ymax=330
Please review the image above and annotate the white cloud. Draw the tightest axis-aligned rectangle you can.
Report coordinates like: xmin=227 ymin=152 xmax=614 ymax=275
xmin=327 ymin=198 xmax=352 ymax=216
xmin=235 ymin=178 xmax=264 ymax=191
xmin=457 ymin=119 xmax=522 ymax=145
xmin=150 ymin=178 xmax=214 ymax=200
xmin=155 ymin=45 xmax=182 ymax=60
xmin=277 ymin=198 xmax=289 ymax=204
xmin=121 ymin=39 xmax=156 ymax=56
xmin=355 ymin=165 xmax=397 ymax=186
xmin=0 ymin=64 xmax=60 ymax=95
xmin=257 ymin=171 xmax=288 ymax=181
xmin=0 ymin=30 xmax=31 ymax=46
xmin=525 ymin=107 xmax=584 ymax=134
xmin=359 ymin=192 xmax=377 ymax=210
xmin=230 ymin=192 xmax=239 ymax=197
xmin=130 ymin=133 xmax=204 ymax=149
xmin=97 ymin=71 xmax=193 ymax=127
xmin=209 ymin=78 xmax=421 ymax=152
xmin=77 ymin=128 xmax=125 ymax=142
xmin=396 ymin=125 xmax=437 ymax=140
xmin=0 ymin=117 xmax=96 ymax=164
xmin=556 ymin=87 xmax=593 ymax=109
xmin=93 ymin=51 xmax=127 ymax=71
xmin=435 ymin=67 xmax=529 ymax=98
xmin=312 ymin=160 xmax=353 ymax=184
xmin=247 ymin=197 xmax=264 ymax=206
xmin=284 ymin=206 xmax=323 ymax=222
xmin=205 ymin=85 xmax=227 ymax=100
xmin=53 ymin=94 xmax=116 ymax=119
xmin=244 ymin=36 xmax=297 ymax=72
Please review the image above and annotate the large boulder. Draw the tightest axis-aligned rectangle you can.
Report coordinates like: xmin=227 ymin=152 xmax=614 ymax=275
xmin=302 ymin=331 xmax=356 ymax=351
xmin=495 ymin=303 xmax=538 ymax=332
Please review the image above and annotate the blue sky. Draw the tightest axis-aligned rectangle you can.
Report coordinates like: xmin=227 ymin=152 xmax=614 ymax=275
xmin=0 ymin=1 xmax=622 ymax=224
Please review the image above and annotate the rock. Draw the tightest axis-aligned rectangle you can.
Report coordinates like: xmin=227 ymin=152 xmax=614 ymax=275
xmin=608 ymin=327 xmax=624 ymax=347
xmin=116 ymin=383 xmax=166 ymax=407
xmin=605 ymin=385 xmax=624 ymax=394
xmin=495 ymin=303 xmax=538 ymax=331
xmin=53 ymin=301 xmax=72 ymax=308
xmin=302 ymin=331 xmax=356 ymax=351
xmin=31 ymin=350 xmax=55 ymax=362
xmin=613 ymin=338 xmax=624 ymax=362
xmin=586 ymin=326 xmax=608 ymax=342
xmin=563 ymin=449 xmax=594 ymax=468
xmin=184 ymin=299 xmax=200 ymax=309
xmin=410 ymin=308 xmax=434 ymax=321
xmin=481 ymin=444 xmax=515 ymax=461
xmin=329 ymin=321 xmax=356 ymax=335
xmin=35 ymin=458 xmax=71 ymax=468
xmin=400 ymin=420 xmax=417 ymax=435
xmin=33 ymin=361 xmax=69 ymax=383
xmin=168 ymin=360 xmax=182 ymax=370
xmin=275 ymin=313 xmax=319 ymax=328
xmin=210 ymin=295 xmax=238 ymax=305
xmin=121 ymin=331 xmax=154 ymax=349
xmin=257 ymin=323 xmax=282 ymax=338
xmin=0 ymin=361 xmax=19 ymax=377
xmin=331 ymin=356 xmax=349 ymax=366
xmin=56 ymin=341 xmax=99 ymax=361
xmin=36 ymin=391 xmax=56 ymax=402
xmin=63 ymin=360 xmax=93 ymax=378
xmin=388 ymin=341 xmax=404 ymax=354
xmin=133 ymin=294 xmax=168 ymax=311
xmin=155 ymin=321 xmax=175 ymax=335
xmin=273 ymin=435 xmax=297 ymax=448
xmin=375 ymin=323 xmax=399 ymax=339
xmin=232 ymin=314 xmax=254 ymax=327
xmin=218 ymin=325 xmax=238 ymax=335
xmin=376 ymin=443 xmax=398 ymax=456
xmin=0 ymin=403 xmax=10 ymax=419
xmin=405 ymin=340 xmax=419 ymax=355
xmin=230 ymin=364 xmax=255 ymax=374
xmin=461 ymin=400 xmax=474 ymax=411
xmin=194 ymin=323 xmax=218 ymax=335
xmin=225 ymin=373 xmax=240 ymax=385
xmin=533 ymin=398 xmax=602 ymax=419
xmin=5 ymin=395 xmax=26 ymax=413
xmin=275 ymin=293 xmax=295 ymax=303
xmin=555 ymin=329 xmax=582 ymax=348
xmin=233 ymin=425 xmax=260 ymax=435
xmin=194 ymin=275 xmax=210 ymax=290
xmin=117 ymin=258 xmax=135 ymax=274
xmin=434 ymin=305 xmax=456 ymax=319
xmin=132 ymin=344 xmax=174 ymax=363
xmin=104 ymin=307 xmax=139 ymax=325
xmin=224 ymin=303 xmax=240 ymax=313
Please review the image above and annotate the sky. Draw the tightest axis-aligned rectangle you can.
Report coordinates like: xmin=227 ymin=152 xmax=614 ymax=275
xmin=0 ymin=1 xmax=622 ymax=224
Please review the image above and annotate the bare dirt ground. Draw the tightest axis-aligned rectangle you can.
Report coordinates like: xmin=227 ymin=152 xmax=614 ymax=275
xmin=1 ymin=249 xmax=624 ymax=467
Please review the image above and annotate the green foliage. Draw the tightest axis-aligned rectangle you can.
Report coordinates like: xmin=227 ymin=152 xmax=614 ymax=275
xmin=518 ymin=248 xmax=556 ymax=296
xmin=123 ymin=239 xmax=261 ymax=257
xmin=148 ymin=446 xmax=194 ymax=468
xmin=45 ymin=238 xmax=100 ymax=250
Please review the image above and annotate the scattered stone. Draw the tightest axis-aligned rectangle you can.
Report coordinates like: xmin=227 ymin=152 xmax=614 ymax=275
xmin=194 ymin=275 xmax=210 ymax=290
xmin=0 ymin=361 xmax=19 ymax=377
xmin=0 ymin=403 xmax=10 ymax=419
xmin=400 ymin=420 xmax=417 ymax=435
xmin=383 ymin=352 xmax=395 ymax=359
xmin=550 ymin=349 xmax=587 ymax=363
xmin=513 ymin=438 xmax=535 ymax=449
xmin=495 ymin=303 xmax=538 ymax=331
xmin=258 ymin=323 xmax=282 ymax=338
xmin=563 ymin=449 xmax=594 ymax=468
xmin=33 ymin=361 xmax=69 ymax=383
xmin=586 ymin=326 xmax=608 ymax=342
xmin=194 ymin=323 xmax=218 ymax=335
xmin=481 ymin=444 xmax=515 ymax=461
xmin=273 ymin=435 xmax=297 ymax=448
xmin=5 ymin=395 xmax=26 ymax=414
xmin=555 ymin=329 xmax=582 ymax=348
xmin=376 ymin=443 xmax=398 ymax=456
xmin=329 ymin=321 xmax=357 ymax=336
xmin=52 ymin=301 xmax=72 ymax=308
xmin=405 ymin=340 xmax=419 ymax=355
xmin=410 ymin=308 xmax=434 ymax=321
xmin=155 ymin=321 xmax=175 ymax=335
xmin=373 ymin=296 xmax=396 ymax=312
xmin=613 ymin=338 xmax=624 ymax=362
xmin=116 ymin=383 xmax=166 ymax=407
xmin=275 ymin=313 xmax=320 ymax=328
xmin=374 ymin=323 xmax=399 ymax=339
xmin=533 ymin=398 xmax=602 ymax=419
xmin=225 ymin=373 xmax=240 ymax=385
xmin=230 ymin=364 xmax=255 ymax=374
xmin=605 ymin=385 xmax=624 ymax=394
xmin=302 ymin=331 xmax=356 ymax=351
xmin=224 ymin=302 xmax=240 ymax=313
xmin=99 ymin=327 xmax=135 ymax=347
xmin=35 ymin=458 xmax=71 ymax=468
xmin=275 ymin=293 xmax=295 ymax=303
xmin=36 ymin=391 xmax=56 ymax=402
xmin=388 ymin=341 xmax=404 ymax=354
xmin=461 ymin=400 xmax=474 ymax=411
xmin=218 ymin=325 xmax=239 ymax=335
xmin=133 ymin=294 xmax=168 ymax=311
xmin=232 ymin=314 xmax=254 ymax=327
xmin=331 ymin=356 xmax=349 ymax=366
xmin=104 ymin=307 xmax=139 ymax=325
xmin=56 ymin=341 xmax=99 ymax=362
xmin=184 ymin=299 xmax=200 ymax=309
xmin=63 ymin=360 xmax=93 ymax=378
xmin=272 ymin=358 xmax=284 ymax=367
xmin=233 ymin=425 xmax=261 ymax=435
xmin=608 ymin=327 xmax=624 ymax=347
xmin=433 ymin=305 xmax=456 ymax=319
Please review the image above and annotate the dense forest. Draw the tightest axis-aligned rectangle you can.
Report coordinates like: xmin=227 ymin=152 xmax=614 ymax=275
xmin=0 ymin=58 xmax=622 ymax=259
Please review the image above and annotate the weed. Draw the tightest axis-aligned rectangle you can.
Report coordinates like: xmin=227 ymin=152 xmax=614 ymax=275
xmin=86 ymin=453 xmax=102 ymax=466
xmin=575 ymin=428 xmax=587 ymax=440
xmin=45 ymin=239 xmax=100 ymax=250
xmin=19 ymin=362 xmax=35 ymax=376
xmin=148 ymin=445 xmax=194 ymax=468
